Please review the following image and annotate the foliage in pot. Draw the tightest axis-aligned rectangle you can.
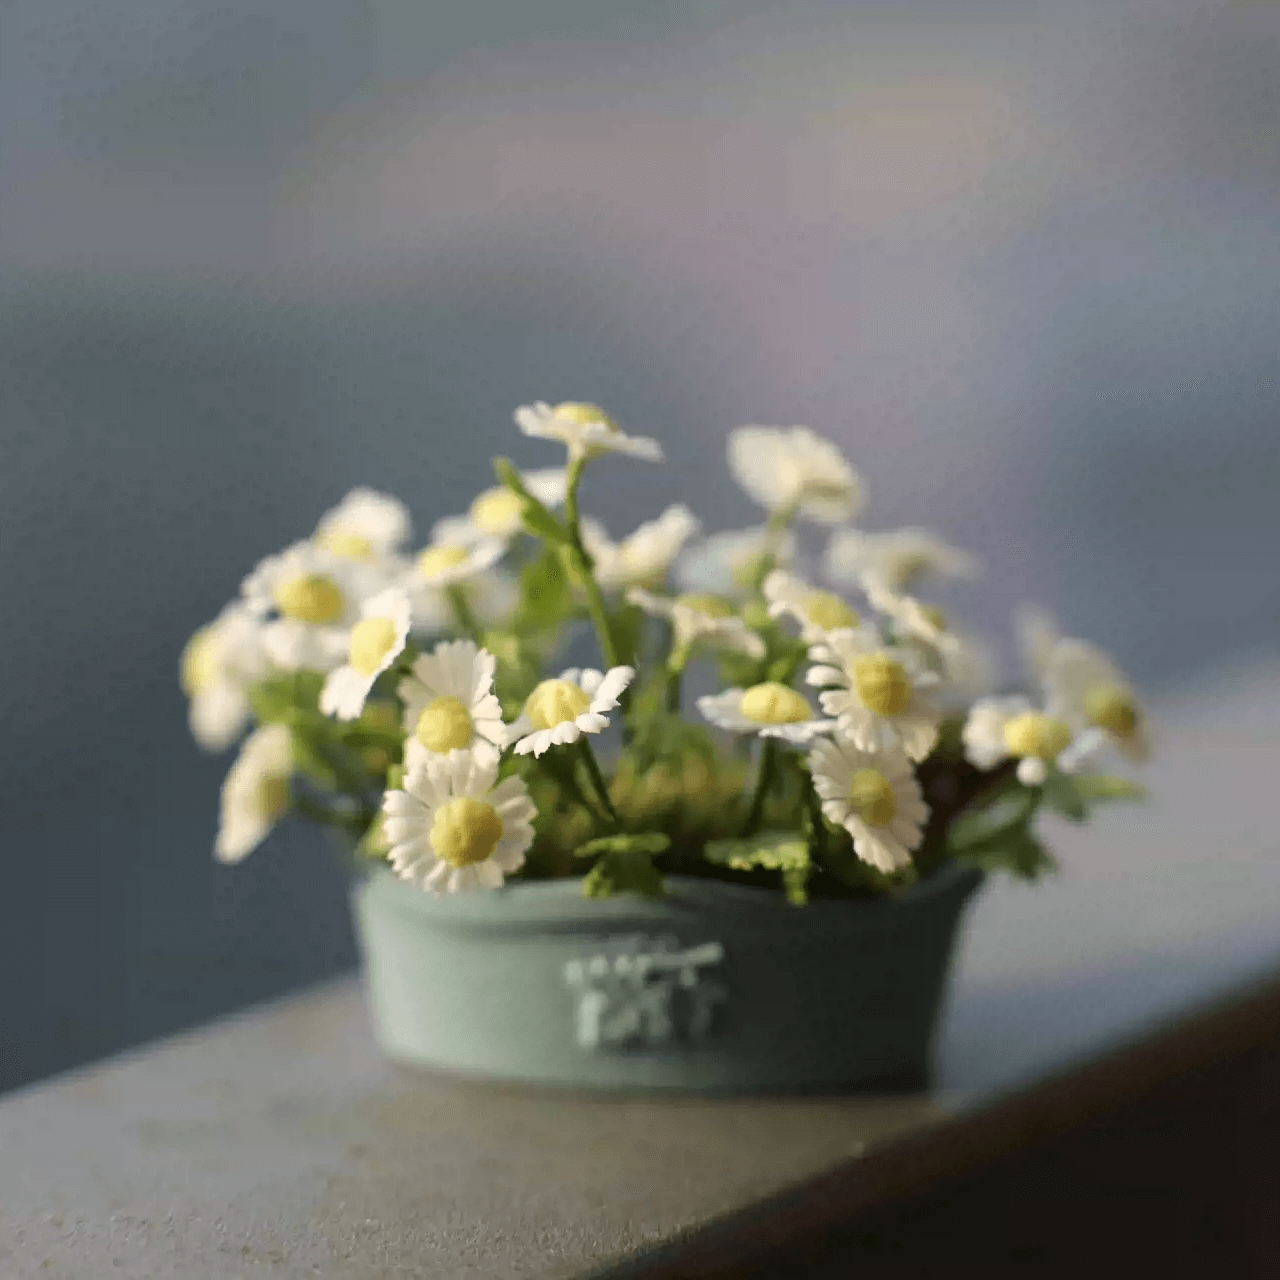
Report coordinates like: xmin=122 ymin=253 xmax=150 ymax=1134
xmin=182 ymin=402 xmax=1149 ymax=1090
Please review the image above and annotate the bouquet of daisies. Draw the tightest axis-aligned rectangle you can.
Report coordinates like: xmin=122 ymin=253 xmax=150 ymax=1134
xmin=182 ymin=401 xmax=1148 ymax=902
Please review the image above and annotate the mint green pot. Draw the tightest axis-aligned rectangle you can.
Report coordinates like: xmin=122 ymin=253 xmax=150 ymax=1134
xmin=352 ymin=861 xmax=983 ymax=1095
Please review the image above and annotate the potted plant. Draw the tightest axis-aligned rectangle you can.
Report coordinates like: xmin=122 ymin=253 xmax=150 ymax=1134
xmin=182 ymin=402 xmax=1148 ymax=1093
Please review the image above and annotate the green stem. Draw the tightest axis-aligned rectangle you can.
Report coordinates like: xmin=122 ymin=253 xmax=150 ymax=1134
xmin=578 ymin=739 xmax=620 ymax=828
xmin=563 ymin=457 xmax=620 ymax=671
xmin=446 ymin=585 xmax=482 ymax=643
xmin=803 ymin=769 xmax=827 ymax=862
xmin=665 ymin=645 xmax=690 ymax=714
xmin=742 ymin=739 xmax=779 ymax=836
xmin=291 ymin=789 xmax=365 ymax=836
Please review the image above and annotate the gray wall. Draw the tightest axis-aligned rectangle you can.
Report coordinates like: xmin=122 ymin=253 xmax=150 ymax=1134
xmin=3 ymin=0 xmax=1278 ymax=1093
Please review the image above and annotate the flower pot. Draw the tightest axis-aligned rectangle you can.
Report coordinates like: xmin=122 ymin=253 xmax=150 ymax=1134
xmin=352 ymin=861 xmax=984 ymax=1095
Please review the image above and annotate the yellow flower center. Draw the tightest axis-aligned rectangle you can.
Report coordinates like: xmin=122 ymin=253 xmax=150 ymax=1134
xmin=469 ymin=487 xmax=524 ymax=537
xmin=921 ymin=605 xmax=948 ymax=631
xmin=524 ymin=679 xmax=592 ymax=730
xmin=415 ymin=696 xmax=475 ymax=753
xmin=430 ymin=796 xmax=504 ymax=868
xmin=676 ymin=593 xmax=734 ymax=619
xmin=273 ymin=574 xmax=346 ymax=624
xmin=348 ymin=616 xmax=400 ymax=678
xmin=739 ymin=682 xmax=811 ymax=725
xmin=254 ymin=773 xmax=290 ymax=823
xmin=852 ymin=654 xmax=912 ymax=716
xmin=416 ymin=544 xmax=471 ymax=578
xmin=1085 ymin=685 xmax=1139 ymax=738
xmin=1003 ymin=712 xmax=1072 ymax=761
xmin=317 ymin=528 xmax=374 ymax=560
xmin=554 ymin=401 xmax=618 ymax=431
xmin=180 ymin=626 xmax=219 ymax=696
xmin=805 ymin=591 xmax=858 ymax=631
xmin=848 ymin=769 xmax=897 ymax=827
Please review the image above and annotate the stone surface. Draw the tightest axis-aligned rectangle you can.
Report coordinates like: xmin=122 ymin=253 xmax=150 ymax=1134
xmin=2 ymin=659 xmax=1278 ymax=1277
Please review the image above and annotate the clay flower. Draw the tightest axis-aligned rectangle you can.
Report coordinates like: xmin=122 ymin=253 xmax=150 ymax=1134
xmin=1044 ymin=639 xmax=1151 ymax=763
xmin=860 ymin=575 xmax=960 ymax=656
xmin=509 ymin=666 xmax=635 ymax=758
xmin=627 ymin=588 xmax=766 ymax=660
xmin=825 ymin=527 xmax=978 ymax=593
xmin=728 ymin=425 xmax=863 ymax=525
xmin=583 ymin=504 xmax=701 ymax=592
xmin=763 ymin=569 xmax=860 ymax=643
xmin=215 ymin=724 xmax=294 ymax=864
xmin=399 ymin=640 xmax=508 ymax=770
xmin=676 ymin=525 xmax=798 ymax=596
xmin=514 ymin=401 xmax=664 ymax=463
xmin=697 ymin=684 xmax=837 ymax=745
xmin=383 ymin=752 xmax=536 ymax=893
xmin=313 ymin=487 xmax=412 ymax=562
xmin=961 ymin=695 xmax=1104 ymax=786
xmin=806 ymin=628 xmax=942 ymax=762
xmin=180 ymin=603 xmax=270 ymax=751
xmin=432 ymin=468 xmax=567 ymax=546
xmin=808 ymin=738 xmax=929 ymax=874
xmin=319 ymin=587 xmax=413 ymax=721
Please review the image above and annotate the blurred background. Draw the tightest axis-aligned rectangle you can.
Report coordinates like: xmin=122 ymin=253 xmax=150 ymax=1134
xmin=2 ymin=0 xmax=1278 ymax=1094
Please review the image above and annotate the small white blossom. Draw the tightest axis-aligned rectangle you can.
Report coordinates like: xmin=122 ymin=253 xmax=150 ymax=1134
xmin=215 ymin=724 xmax=293 ymax=864
xmin=763 ymin=570 xmax=861 ymax=643
xmin=1044 ymin=638 xmax=1151 ymax=763
xmin=432 ymin=469 xmax=567 ymax=546
xmin=313 ymin=487 xmax=411 ymax=562
xmin=241 ymin=541 xmax=382 ymax=673
xmin=728 ymin=425 xmax=863 ymax=525
xmin=383 ymin=752 xmax=536 ymax=894
xmin=402 ymin=536 xmax=506 ymax=632
xmin=399 ymin=640 xmax=508 ymax=770
xmin=806 ymin=628 xmax=941 ymax=762
xmin=627 ymin=588 xmax=766 ymax=660
xmin=675 ymin=526 xmax=799 ymax=597
xmin=825 ymin=527 xmax=979 ymax=593
xmin=962 ymin=695 xmax=1105 ymax=786
xmin=808 ymin=738 xmax=929 ymax=874
xmin=319 ymin=588 xmax=412 ymax=722
xmin=861 ymin=575 xmax=961 ymax=656
xmin=509 ymin=666 xmax=635 ymax=758
xmin=583 ymin=504 xmax=701 ymax=592
xmin=697 ymin=684 xmax=837 ymax=745
xmin=515 ymin=401 xmax=664 ymax=464
xmin=180 ymin=603 xmax=270 ymax=751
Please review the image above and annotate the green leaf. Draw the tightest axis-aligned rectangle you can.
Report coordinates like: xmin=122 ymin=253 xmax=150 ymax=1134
xmin=1075 ymin=775 xmax=1147 ymax=802
xmin=957 ymin=827 xmax=1058 ymax=881
xmin=1041 ymin=771 xmax=1088 ymax=823
xmin=782 ymin=862 xmax=811 ymax=906
xmin=575 ymin=832 xmax=672 ymax=859
xmin=581 ymin=850 xmax=665 ymax=899
xmin=704 ymin=830 xmax=809 ymax=872
xmin=946 ymin=783 xmax=1039 ymax=853
xmin=513 ymin=545 xmax=572 ymax=633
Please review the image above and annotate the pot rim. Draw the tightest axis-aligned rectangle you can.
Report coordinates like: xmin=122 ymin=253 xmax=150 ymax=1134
xmin=356 ymin=858 xmax=984 ymax=936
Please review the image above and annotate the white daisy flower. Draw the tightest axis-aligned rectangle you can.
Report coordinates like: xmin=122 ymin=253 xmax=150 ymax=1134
xmin=961 ymin=695 xmax=1105 ymax=786
xmin=763 ymin=569 xmax=861 ymax=642
xmin=1044 ymin=638 xmax=1151 ymax=763
xmin=583 ymin=504 xmax=701 ymax=592
xmin=180 ymin=602 xmax=270 ymax=751
xmin=382 ymin=752 xmax=536 ymax=894
xmin=215 ymin=723 xmax=293 ymax=864
xmin=402 ymin=536 xmax=506 ymax=631
xmin=319 ymin=588 xmax=412 ymax=722
xmin=241 ymin=540 xmax=381 ymax=672
xmin=675 ymin=525 xmax=799 ymax=597
xmin=805 ymin=628 xmax=942 ymax=762
xmin=728 ymin=425 xmax=863 ymax=525
xmin=313 ymin=487 xmax=411 ymax=562
xmin=697 ymin=684 xmax=837 ymax=745
xmin=514 ymin=401 xmax=664 ymax=464
xmin=509 ymin=666 xmax=635 ymax=758
xmin=399 ymin=640 xmax=508 ymax=770
xmin=626 ymin=588 xmax=766 ymax=660
xmin=825 ymin=527 xmax=979 ymax=593
xmin=808 ymin=737 xmax=929 ymax=874
xmin=861 ymin=575 xmax=961 ymax=656
xmin=431 ymin=468 xmax=568 ymax=546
